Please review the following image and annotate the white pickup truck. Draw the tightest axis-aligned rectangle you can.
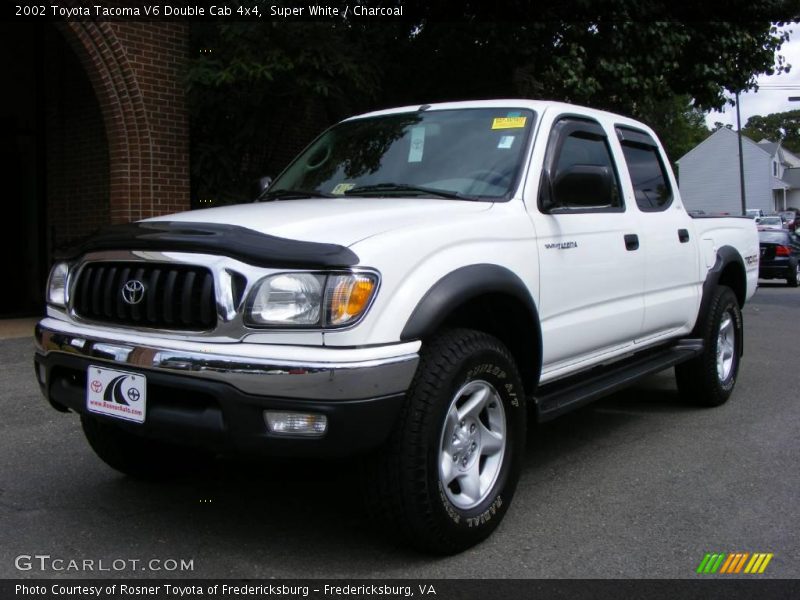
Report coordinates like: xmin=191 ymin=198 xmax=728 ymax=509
xmin=35 ymin=100 xmax=758 ymax=554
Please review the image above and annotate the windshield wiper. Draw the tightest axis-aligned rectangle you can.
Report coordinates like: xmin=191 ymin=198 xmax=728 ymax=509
xmin=258 ymin=188 xmax=333 ymax=201
xmin=343 ymin=183 xmax=479 ymax=201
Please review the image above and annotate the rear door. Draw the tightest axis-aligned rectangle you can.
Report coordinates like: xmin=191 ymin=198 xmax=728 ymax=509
xmin=613 ymin=126 xmax=700 ymax=340
xmin=533 ymin=115 xmax=645 ymax=370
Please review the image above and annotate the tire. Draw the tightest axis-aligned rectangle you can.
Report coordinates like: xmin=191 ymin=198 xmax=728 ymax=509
xmin=81 ymin=415 xmax=210 ymax=480
xmin=675 ymin=286 xmax=742 ymax=407
xmin=364 ymin=328 xmax=526 ymax=554
xmin=787 ymin=260 xmax=799 ymax=287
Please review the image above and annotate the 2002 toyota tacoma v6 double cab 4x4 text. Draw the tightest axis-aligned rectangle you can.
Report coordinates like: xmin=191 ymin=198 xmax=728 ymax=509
xmin=35 ymin=100 xmax=758 ymax=554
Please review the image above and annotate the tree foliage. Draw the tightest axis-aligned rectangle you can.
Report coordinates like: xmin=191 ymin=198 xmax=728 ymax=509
xmin=187 ymin=21 xmax=383 ymax=203
xmin=636 ymin=96 xmax=713 ymax=164
xmin=743 ymin=109 xmax=800 ymax=153
xmin=187 ymin=2 xmax=794 ymax=203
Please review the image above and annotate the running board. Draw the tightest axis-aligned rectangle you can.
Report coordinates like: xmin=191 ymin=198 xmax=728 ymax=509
xmin=535 ymin=340 xmax=704 ymax=422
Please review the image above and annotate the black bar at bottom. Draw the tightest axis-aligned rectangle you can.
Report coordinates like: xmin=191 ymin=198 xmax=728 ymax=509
xmin=2 ymin=579 xmax=799 ymax=600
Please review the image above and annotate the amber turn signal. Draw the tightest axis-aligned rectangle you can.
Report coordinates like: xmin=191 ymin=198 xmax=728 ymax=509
xmin=327 ymin=274 xmax=377 ymax=326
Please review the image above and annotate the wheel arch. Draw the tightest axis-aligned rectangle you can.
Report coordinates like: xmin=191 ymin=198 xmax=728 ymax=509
xmin=694 ymin=246 xmax=746 ymax=351
xmin=715 ymin=247 xmax=747 ymax=308
xmin=400 ymin=264 xmax=542 ymax=394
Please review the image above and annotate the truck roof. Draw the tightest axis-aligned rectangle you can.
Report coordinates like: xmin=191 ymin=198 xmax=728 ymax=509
xmin=346 ymin=99 xmax=652 ymax=135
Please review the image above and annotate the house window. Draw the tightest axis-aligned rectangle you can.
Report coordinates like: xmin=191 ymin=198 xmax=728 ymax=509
xmin=774 ymin=161 xmax=778 ymax=177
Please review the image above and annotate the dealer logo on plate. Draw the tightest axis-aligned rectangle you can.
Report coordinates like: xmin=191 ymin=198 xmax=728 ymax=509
xmin=86 ymin=366 xmax=147 ymax=424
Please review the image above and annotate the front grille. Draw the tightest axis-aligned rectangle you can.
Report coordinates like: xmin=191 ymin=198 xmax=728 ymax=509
xmin=73 ymin=262 xmax=217 ymax=330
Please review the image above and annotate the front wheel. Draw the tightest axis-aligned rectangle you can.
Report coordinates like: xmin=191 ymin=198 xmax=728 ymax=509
xmin=364 ymin=329 xmax=526 ymax=554
xmin=675 ymin=285 xmax=742 ymax=407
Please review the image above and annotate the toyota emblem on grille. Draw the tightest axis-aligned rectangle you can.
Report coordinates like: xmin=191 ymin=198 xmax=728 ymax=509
xmin=121 ymin=280 xmax=146 ymax=305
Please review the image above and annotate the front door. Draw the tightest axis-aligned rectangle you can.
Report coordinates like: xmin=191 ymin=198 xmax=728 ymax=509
xmin=534 ymin=116 xmax=645 ymax=372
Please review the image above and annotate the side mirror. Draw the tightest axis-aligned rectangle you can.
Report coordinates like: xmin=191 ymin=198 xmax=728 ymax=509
xmin=549 ymin=164 xmax=614 ymax=209
xmin=258 ymin=176 xmax=272 ymax=192
xmin=251 ymin=176 xmax=273 ymax=201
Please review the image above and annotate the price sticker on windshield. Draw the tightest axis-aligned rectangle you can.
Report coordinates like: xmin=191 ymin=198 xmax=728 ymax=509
xmin=492 ymin=116 xmax=527 ymax=129
xmin=331 ymin=183 xmax=356 ymax=195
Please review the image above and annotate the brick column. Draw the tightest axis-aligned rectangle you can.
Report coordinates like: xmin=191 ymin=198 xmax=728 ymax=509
xmin=57 ymin=20 xmax=190 ymax=226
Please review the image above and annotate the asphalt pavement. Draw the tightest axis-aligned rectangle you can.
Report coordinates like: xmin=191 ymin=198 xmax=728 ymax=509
xmin=1 ymin=285 xmax=798 ymax=579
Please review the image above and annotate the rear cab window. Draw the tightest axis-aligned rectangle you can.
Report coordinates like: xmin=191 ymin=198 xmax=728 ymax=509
xmin=615 ymin=126 xmax=673 ymax=212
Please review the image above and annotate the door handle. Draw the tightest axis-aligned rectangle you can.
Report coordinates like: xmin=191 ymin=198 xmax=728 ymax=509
xmin=624 ymin=234 xmax=639 ymax=251
xmin=678 ymin=229 xmax=690 ymax=243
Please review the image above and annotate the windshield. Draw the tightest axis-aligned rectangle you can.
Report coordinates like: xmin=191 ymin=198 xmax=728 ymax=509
xmin=266 ymin=107 xmax=536 ymax=201
xmin=760 ymin=217 xmax=782 ymax=225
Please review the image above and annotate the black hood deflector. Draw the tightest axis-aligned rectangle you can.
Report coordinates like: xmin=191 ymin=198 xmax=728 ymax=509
xmin=58 ymin=221 xmax=359 ymax=269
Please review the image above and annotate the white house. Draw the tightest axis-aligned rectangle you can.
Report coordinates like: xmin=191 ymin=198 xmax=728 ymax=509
xmin=676 ymin=127 xmax=800 ymax=214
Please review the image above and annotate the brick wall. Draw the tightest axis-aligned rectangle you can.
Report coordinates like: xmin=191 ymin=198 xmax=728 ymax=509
xmin=48 ymin=20 xmax=190 ymax=250
xmin=106 ymin=22 xmax=190 ymax=221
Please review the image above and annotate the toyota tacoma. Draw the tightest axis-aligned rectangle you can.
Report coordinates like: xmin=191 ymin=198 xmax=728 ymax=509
xmin=35 ymin=100 xmax=759 ymax=553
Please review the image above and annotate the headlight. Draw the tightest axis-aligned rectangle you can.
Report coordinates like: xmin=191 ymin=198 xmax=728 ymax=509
xmin=46 ymin=262 xmax=70 ymax=307
xmin=248 ymin=273 xmax=324 ymax=326
xmin=246 ymin=271 xmax=378 ymax=328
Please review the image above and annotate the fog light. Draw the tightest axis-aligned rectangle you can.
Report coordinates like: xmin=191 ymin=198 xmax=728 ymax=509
xmin=264 ymin=411 xmax=327 ymax=436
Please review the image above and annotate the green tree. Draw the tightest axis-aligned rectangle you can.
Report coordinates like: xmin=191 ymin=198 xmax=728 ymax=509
xmin=712 ymin=122 xmax=734 ymax=131
xmin=187 ymin=2 xmax=794 ymax=203
xmin=187 ymin=21 xmax=386 ymax=203
xmin=635 ymin=96 xmax=712 ymax=164
xmin=377 ymin=17 xmax=790 ymax=114
xmin=743 ymin=109 xmax=800 ymax=152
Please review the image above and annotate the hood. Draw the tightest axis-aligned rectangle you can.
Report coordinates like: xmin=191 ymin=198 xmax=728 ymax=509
xmin=148 ymin=197 xmax=492 ymax=247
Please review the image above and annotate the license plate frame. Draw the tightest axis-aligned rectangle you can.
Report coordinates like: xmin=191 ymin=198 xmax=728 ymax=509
xmin=86 ymin=365 xmax=147 ymax=424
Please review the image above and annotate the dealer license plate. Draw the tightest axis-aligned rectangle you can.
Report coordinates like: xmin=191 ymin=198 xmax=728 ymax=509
xmin=86 ymin=365 xmax=147 ymax=424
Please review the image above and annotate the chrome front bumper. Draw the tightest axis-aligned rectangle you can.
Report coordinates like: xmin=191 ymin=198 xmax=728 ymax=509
xmin=35 ymin=317 xmax=420 ymax=401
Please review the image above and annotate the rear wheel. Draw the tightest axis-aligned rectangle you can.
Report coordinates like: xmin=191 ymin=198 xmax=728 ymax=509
xmin=81 ymin=415 xmax=210 ymax=479
xmin=364 ymin=328 xmax=526 ymax=554
xmin=675 ymin=286 xmax=742 ymax=407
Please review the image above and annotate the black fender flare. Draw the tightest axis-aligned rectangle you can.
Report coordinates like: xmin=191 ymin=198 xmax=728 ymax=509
xmin=400 ymin=264 xmax=543 ymax=377
xmin=694 ymin=245 xmax=746 ymax=353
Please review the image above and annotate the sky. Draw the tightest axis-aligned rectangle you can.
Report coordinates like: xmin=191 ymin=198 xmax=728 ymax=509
xmin=704 ymin=23 xmax=800 ymax=131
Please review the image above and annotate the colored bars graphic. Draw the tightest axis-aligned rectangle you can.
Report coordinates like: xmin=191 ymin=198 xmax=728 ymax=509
xmin=696 ymin=552 xmax=773 ymax=574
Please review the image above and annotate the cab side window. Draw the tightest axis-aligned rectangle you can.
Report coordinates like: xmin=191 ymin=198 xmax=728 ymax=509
xmin=616 ymin=126 xmax=673 ymax=211
xmin=539 ymin=118 xmax=623 ymax=213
